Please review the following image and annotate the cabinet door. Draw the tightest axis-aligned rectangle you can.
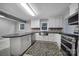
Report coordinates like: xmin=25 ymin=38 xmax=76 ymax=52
xmin=52 ymin=19 xmax=56 ymax=27
xmin=31 ymin=19 xmax=40 ymax=28
xmin=54 ymin=18 xmax=63 ymax=28
xmin=58 ymin=19 xmax=63 ymax=27
xmin=48 ymin=18 xmax=56 ymax=27
xmin=55 ymin=19 xmax=59 ymax=27
xmin=49 ymin=18 xmax=63 ymax=28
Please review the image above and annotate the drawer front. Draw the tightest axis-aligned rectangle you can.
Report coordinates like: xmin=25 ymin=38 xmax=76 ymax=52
xmin=61 ymin=44 xmax=72 ymax=56
xmin=61 ymin=39 xmax=72 ymax=49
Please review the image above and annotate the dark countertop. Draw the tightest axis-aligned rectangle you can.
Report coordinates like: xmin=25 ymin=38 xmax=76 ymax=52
xmin=61 ymin=33 xmax=79 ymax=37
xmin=1 ymin=32 xmax=34 ymax=38
xmin=1 ymin=31 xmax=79 ymax=38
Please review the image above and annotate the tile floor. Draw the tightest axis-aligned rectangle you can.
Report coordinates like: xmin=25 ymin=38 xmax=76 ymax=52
xmin=23 ymin=40 xmax=63 ymax=56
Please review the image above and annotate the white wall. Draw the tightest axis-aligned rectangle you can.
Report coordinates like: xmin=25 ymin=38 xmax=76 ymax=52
xmin=63 ymin=17 xmax=76 ymax=34
xmin=0 ymin=18 xmax=16 ymax=36
xmin=0 ymin=17 xmax=16 ymax=50
xmin=0 ymin=17 xmax=16 ymax=55
xmin=15 ymin=22 xmax=31 ymax=33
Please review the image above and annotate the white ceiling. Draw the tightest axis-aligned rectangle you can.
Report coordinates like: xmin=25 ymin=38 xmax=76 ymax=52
xmin=0 ymin=3 xmax=70 ymax=21
xmin=31 ymin=3 xmax=70 ymax=18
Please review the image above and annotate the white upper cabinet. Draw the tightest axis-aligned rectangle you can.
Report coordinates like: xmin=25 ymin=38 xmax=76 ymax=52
xmin=69 ymin=3 xmax=78 ymax=16
xmin=31 ymin=19 xmax=40 ymax=28
xmin=48 ymin=17 xmax=63 ymax=28
xmin=48 ymin=18 xmax=55 ymax=28
xmin=58 ymin=18 xmax=63 ymax=27
xmin=31 ymin=17 xmax=63 ymax=28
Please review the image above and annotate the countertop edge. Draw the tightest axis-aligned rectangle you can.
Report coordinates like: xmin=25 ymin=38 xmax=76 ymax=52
xmin=1 ymin=32 xmax=79 ymax=38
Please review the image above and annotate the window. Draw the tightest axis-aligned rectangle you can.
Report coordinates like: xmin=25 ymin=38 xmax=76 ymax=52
xmin=40 ymin=19 xmax=48 ymax=36
xmin=41 ymin=23 xmax=47 ymax=31
xmin=40 ymin=23 xmax=48 ymax=35
xmin=19 ymin=23 xmax=25 ymax=30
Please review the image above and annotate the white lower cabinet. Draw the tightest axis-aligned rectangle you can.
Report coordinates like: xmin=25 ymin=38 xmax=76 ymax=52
xmin=10 ymin=35 xmax=31 ymax=56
